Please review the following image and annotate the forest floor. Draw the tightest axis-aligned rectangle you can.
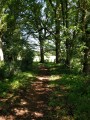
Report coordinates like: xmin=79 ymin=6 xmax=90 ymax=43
xmin=0 ymin=63 xmax=90 ymax=120
xmin=0 ymin=64 xmax=56 ymax=120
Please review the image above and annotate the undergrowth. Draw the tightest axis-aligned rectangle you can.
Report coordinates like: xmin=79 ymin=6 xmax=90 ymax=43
xmin=48 ymin=64 xmax=90 ymax=120
xmin=0 ymin=62 xmax=90 ymax=119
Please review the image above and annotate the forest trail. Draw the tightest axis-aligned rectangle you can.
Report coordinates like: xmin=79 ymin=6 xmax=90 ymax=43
xmin=0 ymin=65 xmax=54 ymax=120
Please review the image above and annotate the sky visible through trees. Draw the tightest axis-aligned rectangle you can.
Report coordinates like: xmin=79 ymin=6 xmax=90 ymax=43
xmin=0 ymin=0 xmax=90 ymax=73
xmin=0 ymin=0 xmax=90 ymax=119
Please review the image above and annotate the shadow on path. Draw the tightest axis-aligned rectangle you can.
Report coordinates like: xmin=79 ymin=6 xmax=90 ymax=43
xmin=0 ymin=65 xmax=53 ymax=120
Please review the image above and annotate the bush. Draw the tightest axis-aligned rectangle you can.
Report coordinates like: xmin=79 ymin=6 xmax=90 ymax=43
xmin=0 ymin=62 xmax=8 ymax=80
xmin=20 ymin=48 xmax=34 ymax=71
xmin=0 ymin=61 xmax=18 ymax=80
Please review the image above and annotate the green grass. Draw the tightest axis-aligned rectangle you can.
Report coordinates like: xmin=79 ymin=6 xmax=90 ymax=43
xmin=48 ymin=66 xmax=90 ymax=120
xmin=0 ymin=71 xmax=35 ymax=97
xmin=0 ymin=62 xmax=90 ymax=119
xmin=0 ymin=62 xmax=42 ymax=99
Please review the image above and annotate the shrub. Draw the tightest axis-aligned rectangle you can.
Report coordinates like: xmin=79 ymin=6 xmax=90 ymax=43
xmin=20 ymin=48 xmax=34 ymax=71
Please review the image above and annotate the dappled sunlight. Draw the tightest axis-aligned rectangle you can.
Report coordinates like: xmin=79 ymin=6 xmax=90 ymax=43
xmin=0 ymin=116 xmax=6 ymax=120
xmin=33 ymin=111 xmax=43 ymax=118
xmin=0 ymin=63 xmax=89 ymax=119
xmin=22 ymin=72 xmax=34 ymax=77
xmin=20 ymin=99 xmax=28 ymax=105
xmin=0 ymin=115 xmax=14 ymax=120
xmin=0 ymin=64 xmax=54 ymax=119
xmin=36 ymin=76 xmax=49 ymax=80
xmin=50 ymin=75 xmax=62 ymax=81
xmin=14 ymin=108 xmax=29 ymax=116
xmin=11 ymin=80 xmax=21 ymax=89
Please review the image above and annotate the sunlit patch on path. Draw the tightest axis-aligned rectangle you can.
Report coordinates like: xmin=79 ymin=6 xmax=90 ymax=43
xmin=0 ymin=65 xmax=53 ymax=120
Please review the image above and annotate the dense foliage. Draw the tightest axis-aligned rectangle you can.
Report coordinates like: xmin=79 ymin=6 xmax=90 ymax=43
xmin=0 ymin=0 xmax=90 ymax=74
xmin=0 ymin=0 xmax=90 ymax=119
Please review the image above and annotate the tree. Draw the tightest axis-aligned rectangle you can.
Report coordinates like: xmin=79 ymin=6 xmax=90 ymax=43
xmin=78 ymin=0 xmax=90 ymax=74
xmin=20 ymin=0 xmax=46 ymax=63
xmin=46 ymin=0 xmax=61 ymax=63
xmin=0 ymin=0 xmax=34 ymax=75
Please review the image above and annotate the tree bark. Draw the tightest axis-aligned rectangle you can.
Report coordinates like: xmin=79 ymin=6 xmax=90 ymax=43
xmin=39 ymin=32 xmax=44 ymax=63
xmin=55 ymin=20 xmax=60 ymax=63
xmin=65 ymin=0 xmax=71 ymax=68
xmin=80 ymin=1 xmax=90 ymax=74
xmin=55 ymin=0 xmax=61 ymax=63
xmin=48 ymin=0 xmax=61 ymax=63
xmin=83 ymin=32 xmax=90 ymax=74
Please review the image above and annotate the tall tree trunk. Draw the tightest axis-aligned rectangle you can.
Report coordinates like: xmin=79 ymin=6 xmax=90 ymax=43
xmin=48 ymin=0 xmax=61 ymax=63
xmin=61 ymin=0 xmax=65 ymax=26
xmin=80 ymin=1 xmax=90 ymax=74
xmin=65 ymin=0 xmax=71 ymax=68
xmin=65 ymin=39 xmax=71 ymax=68
xmin=83 ymin=46 xmax=90 ymax=74
xmin=83 ymin=29 xmax=90 ymax=74
xmin=39 ymin=32 xmax=44 ymax=63
xmin=55 ymin=20 xmax=60 ymax=63
xmin=55 ymin=0 xmax=61 ymax=63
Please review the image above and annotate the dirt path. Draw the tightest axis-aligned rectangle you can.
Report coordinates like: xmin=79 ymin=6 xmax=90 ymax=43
xmin=0 ymin=65 xmax=53 ymax=120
